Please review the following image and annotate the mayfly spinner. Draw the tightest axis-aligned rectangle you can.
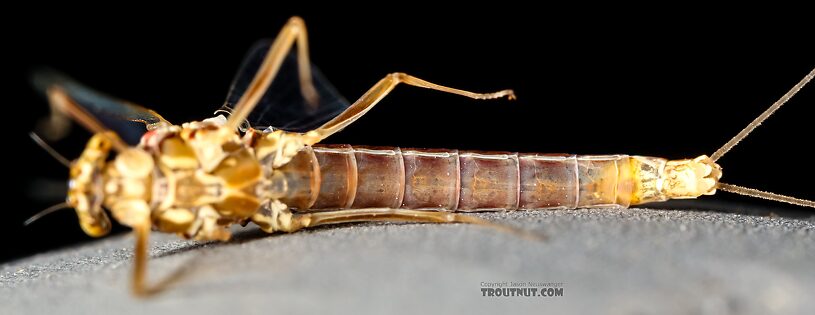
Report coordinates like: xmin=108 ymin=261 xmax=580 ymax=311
xmin=29 ymin=17 xmax=815 ymax=295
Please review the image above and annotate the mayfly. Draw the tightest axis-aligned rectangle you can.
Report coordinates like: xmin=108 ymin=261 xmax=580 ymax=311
xmin=29 ymin=17 xmax=815 ymax=295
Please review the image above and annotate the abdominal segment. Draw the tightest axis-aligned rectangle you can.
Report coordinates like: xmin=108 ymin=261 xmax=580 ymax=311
xmin=280 ymin=145 xmax=667 ymax=212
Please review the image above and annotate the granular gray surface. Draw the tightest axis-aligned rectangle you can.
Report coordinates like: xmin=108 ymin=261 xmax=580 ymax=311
xmin=2 ymin=206 xmax=814 ymax=315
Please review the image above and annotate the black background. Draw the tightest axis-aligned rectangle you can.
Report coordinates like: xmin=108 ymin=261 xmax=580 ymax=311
xmin=4 ymin=8 xmax=814 ymax=262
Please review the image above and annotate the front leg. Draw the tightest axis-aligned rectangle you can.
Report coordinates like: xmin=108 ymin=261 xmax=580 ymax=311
xmin=124 ymin=202 xmax=230 ymax=296
xmin=132 ymin=222 xmax=151 ymax=296
xmin=108 ymin=199 xmax=154 ymax=296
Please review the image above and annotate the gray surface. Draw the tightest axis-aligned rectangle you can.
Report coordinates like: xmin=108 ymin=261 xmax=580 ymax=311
xmin=2 ymin=207 xmax=814 ymax=315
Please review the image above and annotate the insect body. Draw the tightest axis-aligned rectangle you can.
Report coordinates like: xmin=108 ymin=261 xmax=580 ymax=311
xmin=285 ymin=146 xmax=722 ymax=211
xmin=31 ymin=17 xmax=814 ymax=295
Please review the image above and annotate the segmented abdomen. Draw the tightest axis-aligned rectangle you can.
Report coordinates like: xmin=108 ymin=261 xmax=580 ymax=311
xmin=279 ymin=145 xmax=657 ymax=212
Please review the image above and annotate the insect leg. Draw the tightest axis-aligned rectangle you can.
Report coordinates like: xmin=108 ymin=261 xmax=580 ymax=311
xmin=32 ymin=69 xmax=170 ymax=142
xmin=306 ymin=73 xmax=515 ymax=144
xmin=132 ymin=222 xmax=150 ymax=296
xmin=132 ymin=214 xmax=208 ymax=296
xmin=46 ymin=87 xmax=128 ymax=152
xmin=226 ymin=16 xmax=318 ymax=131
xmin=285 ymin=208 xmax=543 ymax=240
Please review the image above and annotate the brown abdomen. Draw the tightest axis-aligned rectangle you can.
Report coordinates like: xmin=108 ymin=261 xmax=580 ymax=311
xmin=293 ymin=145 xmax=635 ymax=212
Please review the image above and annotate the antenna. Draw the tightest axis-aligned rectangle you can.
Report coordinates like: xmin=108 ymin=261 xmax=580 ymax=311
xmin=24 ymin=202 xmax=71 ymax=226
xmin=29 ymin=132 xmax=71 ymax=167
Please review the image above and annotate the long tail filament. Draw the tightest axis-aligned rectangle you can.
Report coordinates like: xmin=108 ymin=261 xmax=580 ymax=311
xmin=717 ymin=183 xmax=815 ymax=209
xmin=710 ymin=67 xmax=815 ymax=162
xmin=709 ymin=67 xmax=815 ymax=209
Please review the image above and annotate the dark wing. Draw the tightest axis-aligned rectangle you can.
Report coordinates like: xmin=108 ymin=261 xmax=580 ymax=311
xmin=222 ymin=39 xmax=350 ymax=133
xmin=31 ymin=69 xmax=167 ymax=145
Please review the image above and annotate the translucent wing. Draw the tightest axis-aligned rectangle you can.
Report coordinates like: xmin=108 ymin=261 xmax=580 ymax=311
xmin=31 ymin=69 xmax=167 ymax=145
xmin=223 ymin=39 xmax=350 ymax=132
